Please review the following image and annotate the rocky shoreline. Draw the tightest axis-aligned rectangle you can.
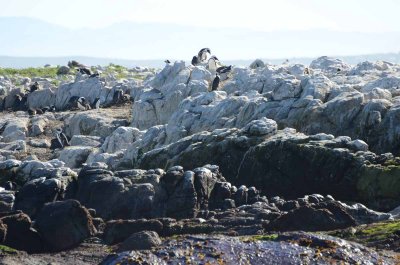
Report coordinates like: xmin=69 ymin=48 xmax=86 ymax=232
xmin=0 ymin=57 xmax=399 ymax=264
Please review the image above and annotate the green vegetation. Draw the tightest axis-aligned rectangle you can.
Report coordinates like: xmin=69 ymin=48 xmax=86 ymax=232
xmin=0 ymin=67 xmax=59 ymax=78
xmin=253 ymin=234 xmax=279 ymax=241
xmin=103 ymin=63 xmax=129 ymax=79
xmin=357 ymin=165 xmax=400 ymax=210
xmin=102 ymin=63 xmax=151 ymax=80
xmin=358 ymin=221 xmax=400 ymax=242
xmin=244 ymin=234 xmax=279 ymax=242
xmin=329 ymin=220 xmax=400 ymax=248
xmin=0 ymin=64 xmax=152 ymax=83
xmin=0 ymin=245 xmax=18 ymax=254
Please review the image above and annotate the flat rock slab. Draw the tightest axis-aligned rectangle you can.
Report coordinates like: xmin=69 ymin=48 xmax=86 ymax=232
xmin=101 ymin=233 xmax=395 ymax=264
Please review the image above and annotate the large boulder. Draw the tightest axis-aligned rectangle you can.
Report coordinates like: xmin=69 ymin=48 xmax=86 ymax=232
xmin=76 ymin=166 xmax=161 ymax=220
xmin=26 ymin=88 xmax=55 ymax=109
xmin=243 ymin=118 xmax=277 ymax=136
xmin=101 ymin=127 xmax=142 ymax=153
xmin=70 ymin=135 xmax=102 ymax=147
xmin=103 ymin=219 xmax=163 ymax=244
xmin=118 ymin=231 xmax=161 ymax=251
xmin=58 ymin=146 xmax=95 ymax=168
xmin=35 ymin=200 xmax=96 ymax=251
xmin=249 ymin=59 xmax=265 ymax=69
xmin=136 ymin=125 xmax=400 ymax=211
xmin=165 ymin=170 xmax=197 ymax=218
xmin=29 ymin=116 xmax=48 ymax=137
xmin=131 ymin=62 xmax=210 ymax=130
xmin=267 ymin=201 xmax=356 ymax=231
xmin=193 ymin=167 xmax=218 ymax=209
xmin=1 ymin=118 xmax=29 ymax=142
xmin=310 ymin=56 xmax=351 ymax=74
xmin=55 ymin=78 xmax=109 ymax=110
xmin=57 ymin=66 xmax=70 ymax=75
xmin=1 ymin=212 xmax=43 ymax=253
xmin=15 ymin=159 xmax=69 ymax=184
xmin=14 ymin=176 xmax=77 ymax=217
xmin=300 ymin=74 xmax=336 ymax=101
xmin=64 ymin=111 xmax=129 ymax=139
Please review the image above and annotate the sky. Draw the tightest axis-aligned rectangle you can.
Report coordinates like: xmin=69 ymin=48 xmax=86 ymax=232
xmin=1 ymin=0 xmax=399 ymax=32
xmin=0 ymin=0 xmax=399 ymax=61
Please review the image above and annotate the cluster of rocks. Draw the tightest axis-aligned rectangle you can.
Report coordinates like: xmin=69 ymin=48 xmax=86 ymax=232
xmin=127 ymin=57 xmax=400 ymax=156
xmin=0 ymin=63 xmax=155 ymax=112
xmin=0 ymin=56 xmax=400 ymax=263
xmin=0 ymin=162 xmax=393 ymax=254
xmin=103 ymin=233 xmax=396 ymax=264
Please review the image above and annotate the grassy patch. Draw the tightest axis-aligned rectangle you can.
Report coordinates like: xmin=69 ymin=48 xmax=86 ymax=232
xmin=329 ymin=220 xmax=400 ymax=246
xmin=0 ymin=245 xmax=18 ymax=254
xmin=358 ymin=221 xmax=400 ymax=242
xmin=243 ymin=234 xmax=279 ymax=243
xmin=253 ymin=234 xmax=279 ymax=241
xmin=0 ymin=67 xmax=59 ymax=78
xmin=103 ymin=64 xmax=129 ymax=79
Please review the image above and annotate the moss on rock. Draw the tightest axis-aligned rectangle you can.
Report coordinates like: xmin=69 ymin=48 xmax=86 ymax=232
xmin=357 ymin=165 xmax=400 ymax=211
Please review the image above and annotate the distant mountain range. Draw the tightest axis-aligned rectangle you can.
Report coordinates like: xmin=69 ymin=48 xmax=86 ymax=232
xmin=0 ymin=17 xmax=400 ymax=68
xmin=1 ymin=54 xmax=400 ymax=69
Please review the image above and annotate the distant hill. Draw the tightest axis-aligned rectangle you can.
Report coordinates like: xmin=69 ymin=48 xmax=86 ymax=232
xmin=0 ymin=17 xmax=400 ymax=68
xmin=1 ymin=53 xmax=400 ymax=69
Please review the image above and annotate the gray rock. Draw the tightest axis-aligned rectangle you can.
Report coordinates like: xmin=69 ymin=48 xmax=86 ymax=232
xmin=243 ymin=118 xmax=277 ymax=136
xmin=2 ymin=118 xmax=29 ymax=142
xmin=30 ymin=116 xmax=48 ymax=137
xmin=102 ymin=233 xmax=391 ymax=265
xmin=0 ymin=140 xmax=26 ymax=153
xmin=57 ymin=66 xmax=70 ymax=75
xmin=15 ymin=176 xmax=76 ymax=217
xmin=118 ymin=231 xmax=161 ymax=251
xmin=390 ymin=205 xmax=400 ymax=219
xmin=55 ymin=77 xmax=109 ymax=110
xmin=342 ymin=202 xmax=392 ymax=223
xmin=64 ymin=111 xmax=129 ymax=139
xmin=249 ymin=59 xmax=265 ymax=69
xmin=347 ymin=139 xmax=369 ymax=152
xmin=86 ymin=151 xmax=124 ymax=170
xmin=16 ymin=159 xmax=66 ymax=184
xmin=194 ymin=167 xmax=218 ymax=209
xmin=165 ymin=170 xmax=197 ymax=218
xmin=310 ymin=56 xmax=351 ymax=74
xmin=70 ymin=135 xmax=102 ymax=147
xmin=27 ymin=138 xmax=51 ymax=148
xmin=27 ymin=89 xmax=55 ymax=109
xmin=101 ymin=126 xmax=142 ymax=153
xmin=58 ymin=146 xmax=95 ymax=168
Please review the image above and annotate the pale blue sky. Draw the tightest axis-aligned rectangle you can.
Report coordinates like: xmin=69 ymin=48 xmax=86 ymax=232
xmin=1 ymin=0 xmax=399 ymax=32
xmin=0 ymin=0 xmax=399 ymax=60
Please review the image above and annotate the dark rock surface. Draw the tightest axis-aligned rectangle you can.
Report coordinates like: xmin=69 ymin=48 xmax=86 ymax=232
xmin=0 ymin=212 xmax=43 ymax=253
xmin=1 ymin=59 xmax=400 ymax=263
xmin=35 ymin=200 xmax=96 ymax=251
xmin=101 ymin=233 xmax=396 ymax=265
xmin=137 ymin=128 xmax=400 ymax=211
xmin=117 ymin=231 xmax=161 ymax=251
